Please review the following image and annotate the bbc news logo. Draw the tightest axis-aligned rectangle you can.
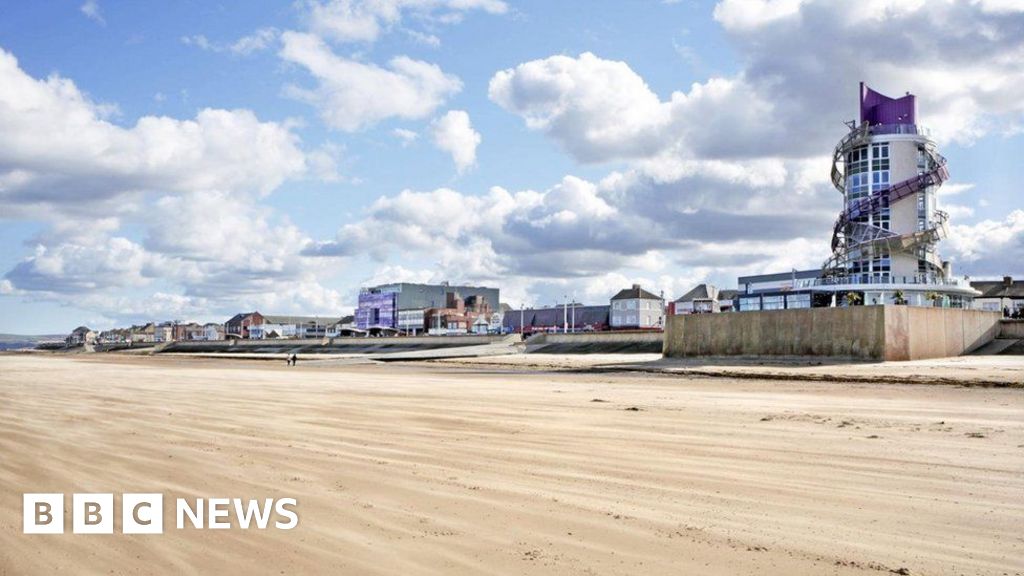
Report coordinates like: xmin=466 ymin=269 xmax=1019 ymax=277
xmin=23 ymin=494 xmax=298 ymax=534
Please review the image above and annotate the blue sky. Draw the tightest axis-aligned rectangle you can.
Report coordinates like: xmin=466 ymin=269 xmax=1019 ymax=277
xmin=1 ymin=0 xmax=1022 ymax=334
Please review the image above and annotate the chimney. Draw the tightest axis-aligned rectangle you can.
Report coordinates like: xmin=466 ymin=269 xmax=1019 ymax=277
xmin=1004 ymin=276 xmax=1013 ymax=287
xmin=632 ymin=284 xmax=640 ymax=290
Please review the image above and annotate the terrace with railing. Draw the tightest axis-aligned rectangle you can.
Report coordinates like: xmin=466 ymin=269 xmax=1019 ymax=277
xmin=797 ymin=274 xmax=969 ymax=289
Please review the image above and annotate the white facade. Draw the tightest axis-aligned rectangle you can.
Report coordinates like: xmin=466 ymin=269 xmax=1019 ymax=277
xmin=154 ymin=324 xmax=173 ymax=343
xmin=610 ymin=286 xmax=665 ymax=329
xmin=202 ymin=324 xmax=224 ymax=341
xmin=397 ymin=309 xmax=426 ymax=334
xmin=248 ymin=323 xmax=298 ymax=339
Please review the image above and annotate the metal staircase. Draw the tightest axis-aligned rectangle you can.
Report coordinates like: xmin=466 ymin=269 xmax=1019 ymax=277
xmin=822 ymin=124 xmax=949 ymax=277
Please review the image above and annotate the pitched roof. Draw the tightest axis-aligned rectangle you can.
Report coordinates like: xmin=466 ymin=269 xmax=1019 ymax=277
xmin=610 ymin=285 xmax=662 ymax=301
xmin=676 ymin=284 xmax=716 ymax=302
xmin=970 ymin=279 xmax=1024 ymax=299
xmin=225 ymin=312 xmax=258 ymax=324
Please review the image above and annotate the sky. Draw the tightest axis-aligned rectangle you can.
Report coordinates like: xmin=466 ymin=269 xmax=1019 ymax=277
xmin=1 ymin=0 xmax=1022 ymax=334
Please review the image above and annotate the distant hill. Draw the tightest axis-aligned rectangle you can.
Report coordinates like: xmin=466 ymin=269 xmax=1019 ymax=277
xmin=0 ymin=333 xmax=65 ymax=343
xmin=0 ymin=333 xmax=65 ymax=351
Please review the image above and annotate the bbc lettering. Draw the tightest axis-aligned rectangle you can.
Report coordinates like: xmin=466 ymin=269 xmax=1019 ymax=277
xmin=23 ymin=494 xmax=298 ymax=534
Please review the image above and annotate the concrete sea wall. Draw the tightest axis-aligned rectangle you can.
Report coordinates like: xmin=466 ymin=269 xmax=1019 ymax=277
xmin=664 ymin=307 xmax=1000 ymax=361
xmin=526 ymin=331 xmax=663 ymax=354
xmin=160 ymin=334 xmax=509 ymax=355
xmin=1000 ymin=320 xmax=1024 ymax=338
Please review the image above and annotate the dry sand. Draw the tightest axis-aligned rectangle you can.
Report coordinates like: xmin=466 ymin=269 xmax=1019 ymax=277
xmin=1 ymin=354 xmax=1022 ymax=575
xmin=434 ymin=353 xmax=1024 ymax=386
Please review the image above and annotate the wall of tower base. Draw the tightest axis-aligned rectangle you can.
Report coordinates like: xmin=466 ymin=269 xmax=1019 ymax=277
xmin=664 ymin=307 xmax=1000 ymax=361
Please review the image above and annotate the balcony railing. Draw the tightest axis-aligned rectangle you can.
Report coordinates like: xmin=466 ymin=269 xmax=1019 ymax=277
xmin=867 ymin=123 xmax=931 ymax=137
xmin=797 ymin=274 xmax=965 ymax=288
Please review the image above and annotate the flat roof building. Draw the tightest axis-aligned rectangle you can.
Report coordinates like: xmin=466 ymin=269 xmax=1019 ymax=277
xmin=355 ymin=282 xmax=500 ymax=331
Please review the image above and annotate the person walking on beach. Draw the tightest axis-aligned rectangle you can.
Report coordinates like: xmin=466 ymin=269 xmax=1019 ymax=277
xmin=290 ymin=353 xmax=298 ymax=366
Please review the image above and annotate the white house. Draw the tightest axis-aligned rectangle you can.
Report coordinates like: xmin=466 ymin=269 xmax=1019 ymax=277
xmin=610 ymin=284 xmax=665 ymax=329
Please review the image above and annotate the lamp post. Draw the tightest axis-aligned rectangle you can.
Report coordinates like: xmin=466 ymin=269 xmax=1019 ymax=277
xmin=563 ymin=294 xmax=568 ymax=334
xmin=520 ymin=304 xmax=525 ymax=338
xmin=571 ymin=291 xmax=576 ymax=333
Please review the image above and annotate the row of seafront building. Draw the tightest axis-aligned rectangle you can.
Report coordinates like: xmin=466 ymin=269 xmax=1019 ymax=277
xmin=75 ymin=314 xmax=356 ymax=346
xmin=354 ymin=282 xmax=670 ymax=336
xmin=64 ymin=273 xmax=1024 ymax=346
xmin=66 ymin=281 xmax=676 ymax=345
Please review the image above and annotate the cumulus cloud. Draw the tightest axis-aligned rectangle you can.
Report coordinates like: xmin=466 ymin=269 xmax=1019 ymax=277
xmin=280 ymin=31 xmax=462 ymax=131
xmin=712 ymin=0 xmax=1024 ymax=147
xmin=491 ymin=3 xmax=1024 ymax=165
xmin=475 ymin=1 xmax=1023 ymax=291
xmin=489 ymin=53 xmax=672 ymax=163
xmin=303 ymin=0 xmax=507 ymax=44
xmin=306 ymin=159 xmax=833 ymax=285
xmin=0 ymin=47 xmax=347 ymax=325
xmin=6 ymin=238 xmax=166 ymax=294
xmin=946 ymin=210 xmax=1024 ymax=276
xmin=0 ymin=48 xmax=306 ymax=220
xmin=430 ymin=110 xmax=480 ymax=173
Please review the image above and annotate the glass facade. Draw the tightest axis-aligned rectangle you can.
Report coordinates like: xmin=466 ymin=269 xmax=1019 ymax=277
xmin=845 ymin=141 xmax=892 ymax=279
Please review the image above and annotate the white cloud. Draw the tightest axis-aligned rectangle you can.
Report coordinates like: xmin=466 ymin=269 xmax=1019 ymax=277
xmin=180 ymin=34 xmax=214 ymax=51
xmin=712 ymin=0 xmax=803 ymax=31
xmin=492 ymin=4 xmax=1024 ymax=164
xmin=230 ymin=27 xmax=280 ymax=55
xmin=6 ymin=238 xmax=165 ymax=294
xmin=307 ymin=142 xmax=346 ymax=182
xmin=405 ymin=29 xmax=441 ymax=47
xmin=303 ymin=0 xmax=507 ymax=44
xmin=430 ymin=110 xmax=480 ymax=173
xmin=946 ymin=210 xmax=1024 ymax=275
xmin=712 ymin=0 xmax=1024 ymax=148
xmin=0 ymin=48 xmax=306 ymax=219
xmin=305 ymin=157 xmax=833 ymax=285
xmin=392 ymin=128 xmax=419 ymax=146
xmin=280 ymin=31 xmax=462 ymax=131
xmin=181 ymin=28 xmax=280 ymax=56
xmin=80 ymin=0 xmax=105 ymax=25
xmin=0 ymin=47 xmax=348 ymax=324
xmin=938 ymin=182 xmax=976 ymax=197
xmin=489 ymin=52 xmax=672 ymax=163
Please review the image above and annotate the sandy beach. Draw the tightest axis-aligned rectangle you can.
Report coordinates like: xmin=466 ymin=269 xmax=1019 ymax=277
xmin=1 ymin=354 xmax=1022 ymax=575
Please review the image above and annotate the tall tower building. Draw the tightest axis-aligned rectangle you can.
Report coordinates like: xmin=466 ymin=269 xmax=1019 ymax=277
xmin=819 ymin=83 xmax=978 ymax=307
xmin=735 ymin=84 xmax=979 ymax=312
xmin=825 ymin=83 xmax=949 ymax=281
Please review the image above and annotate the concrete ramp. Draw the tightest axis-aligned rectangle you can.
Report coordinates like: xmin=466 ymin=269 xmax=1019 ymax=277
xmin=371 ymin=341 xmax=520 ymax=362
xmin=970 ymin=338 xmax=1021 ymax=356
